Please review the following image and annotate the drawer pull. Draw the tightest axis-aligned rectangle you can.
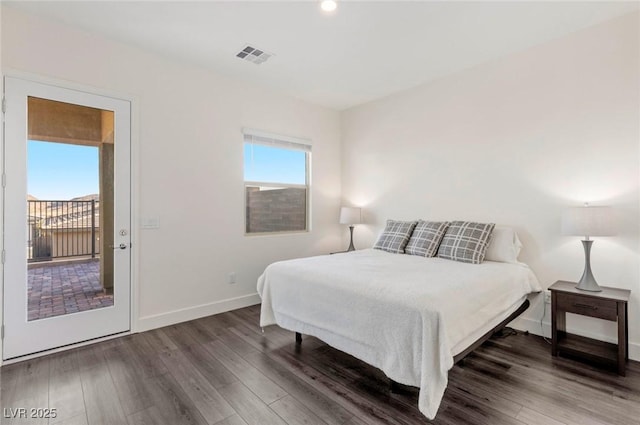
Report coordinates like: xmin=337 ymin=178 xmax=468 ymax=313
xmin=573 ymin=303 xmax=597 ymax=310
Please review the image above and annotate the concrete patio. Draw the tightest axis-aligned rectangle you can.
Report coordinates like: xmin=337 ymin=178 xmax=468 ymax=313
xmin=27 ymin=259 xmax=114 ymax=321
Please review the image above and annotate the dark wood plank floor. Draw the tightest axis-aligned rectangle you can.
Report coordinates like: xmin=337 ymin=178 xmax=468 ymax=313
xmin=1 ymin=304 xmax=639 ymax=425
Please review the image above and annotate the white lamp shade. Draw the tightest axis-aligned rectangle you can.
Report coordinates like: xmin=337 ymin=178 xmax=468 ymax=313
xmin=561 ymin=206 xmax=614 ymax=237
xmin=339 ymin=207 xmax=362 ymax=225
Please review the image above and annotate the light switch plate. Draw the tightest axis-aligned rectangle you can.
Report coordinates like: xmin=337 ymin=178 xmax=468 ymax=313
xmin=141 ymin=216 xmax=160 ymax=229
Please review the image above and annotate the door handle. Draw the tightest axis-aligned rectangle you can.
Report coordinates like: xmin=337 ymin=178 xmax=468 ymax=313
xmin=109 ymin=243 xmax=128 ymax=250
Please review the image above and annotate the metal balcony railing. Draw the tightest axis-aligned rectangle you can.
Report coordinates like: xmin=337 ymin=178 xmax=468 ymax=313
xmin=28 ymin=199 xmax=99 ymax=262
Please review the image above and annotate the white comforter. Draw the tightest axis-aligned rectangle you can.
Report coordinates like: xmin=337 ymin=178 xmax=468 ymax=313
xmin=257 ymin=249 xmax=541 ymax=419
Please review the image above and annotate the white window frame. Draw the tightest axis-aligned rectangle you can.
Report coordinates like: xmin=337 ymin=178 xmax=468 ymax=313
xmin=243 ymin=128 xmax=311 ymax=235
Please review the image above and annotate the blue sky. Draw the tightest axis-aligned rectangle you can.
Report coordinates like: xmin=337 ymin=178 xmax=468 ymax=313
xmin=28 ymin=141 xmax=303 ymax=200
xmin=28 ymin=140 xmax=99 ymax=200
xmin=243 ymin=144 xmax=306 ymax=184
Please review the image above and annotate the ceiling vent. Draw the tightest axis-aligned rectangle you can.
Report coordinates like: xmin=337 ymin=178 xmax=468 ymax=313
xmin=236 ymin=45 xmax=273 ymax=65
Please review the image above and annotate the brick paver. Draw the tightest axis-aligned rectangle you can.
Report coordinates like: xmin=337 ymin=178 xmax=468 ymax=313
xmin=27 ymin=259 xmax=114 ymax=321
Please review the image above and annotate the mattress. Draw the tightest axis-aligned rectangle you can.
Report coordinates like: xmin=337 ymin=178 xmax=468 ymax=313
xmin=257 ymin=249 xmax=541 ymax=419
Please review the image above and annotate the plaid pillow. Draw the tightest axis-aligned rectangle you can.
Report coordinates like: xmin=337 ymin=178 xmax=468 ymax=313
xmin=373 ymin=220 xmax=418 ymax=254
xmin=405 ymin=220 xmax=450 ymax=257
xmin=437 ymin=221 xmax=495 ymax=264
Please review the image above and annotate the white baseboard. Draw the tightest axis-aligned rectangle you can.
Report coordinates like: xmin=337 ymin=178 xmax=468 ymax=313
xmin=510 ymin=316 xmax=551 ymax=338
xmin=510 ymin=316 xmax=640 ymax=362
xmin=631 ymin=342 xmax=640 ymax=362
xmin=136 ymin=293 xmax=261 ymax=333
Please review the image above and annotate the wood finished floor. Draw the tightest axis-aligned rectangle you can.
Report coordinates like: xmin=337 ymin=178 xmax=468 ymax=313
xmin=1 ymin=305 xmax=639 ymax=425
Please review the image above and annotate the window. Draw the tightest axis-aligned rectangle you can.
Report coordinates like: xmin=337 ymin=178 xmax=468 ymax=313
xmin=243 ymin=129 xmax=311 ymax=234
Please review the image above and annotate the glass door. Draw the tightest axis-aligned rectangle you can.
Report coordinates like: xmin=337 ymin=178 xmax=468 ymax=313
xmin=3 ymin=77 xmax=131 ymax=359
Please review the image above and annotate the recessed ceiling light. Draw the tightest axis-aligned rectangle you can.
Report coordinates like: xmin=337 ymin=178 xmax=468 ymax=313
xmin=320 ymin=0 xmax=337 ymax=13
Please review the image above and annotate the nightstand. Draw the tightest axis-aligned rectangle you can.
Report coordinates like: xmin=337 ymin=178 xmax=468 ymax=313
xmin=550 ymin=280 xmax=630 ymax=376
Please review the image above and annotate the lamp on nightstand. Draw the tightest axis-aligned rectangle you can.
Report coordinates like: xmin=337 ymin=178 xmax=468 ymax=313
xmin=561 ymin=204 xmax=614 ymax=292
xmin=339 ymin=207 xmax=362 ymax=252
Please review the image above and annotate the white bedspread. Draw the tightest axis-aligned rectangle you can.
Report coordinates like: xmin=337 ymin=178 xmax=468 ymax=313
xmin=257 ymin=249 xmax=541 ymax=419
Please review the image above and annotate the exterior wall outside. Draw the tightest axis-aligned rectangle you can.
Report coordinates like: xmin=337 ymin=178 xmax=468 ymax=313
xmin=50 ymin=229 xmax=101 ymax=258
xmin=246 ymin=187 xmax=306 ymax=233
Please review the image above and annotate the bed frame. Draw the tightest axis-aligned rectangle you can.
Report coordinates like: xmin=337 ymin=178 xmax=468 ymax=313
xmin=450 ymin=298 xmax=529 ymax=363
xmin=294 ymin=298 xmax=530 ymax=365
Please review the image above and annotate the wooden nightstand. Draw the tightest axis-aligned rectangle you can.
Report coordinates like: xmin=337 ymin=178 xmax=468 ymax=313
xmin=550 ymin=280 xmax=630 ymax=375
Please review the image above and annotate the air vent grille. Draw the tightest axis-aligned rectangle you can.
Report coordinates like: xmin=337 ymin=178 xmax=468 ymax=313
xmin=236 ymin=45 xmax=273 ymax=65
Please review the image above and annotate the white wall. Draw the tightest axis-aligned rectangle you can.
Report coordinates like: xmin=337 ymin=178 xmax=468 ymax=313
xmin=0 ymin=3 xmax=4 ymax=365
xmin=1 ymin=5 xmax=342 ymax=335
xmin=2 ymin=4 xmax=638 ymax=365
xmin=341 ymin=13 xmax=640 ymax=359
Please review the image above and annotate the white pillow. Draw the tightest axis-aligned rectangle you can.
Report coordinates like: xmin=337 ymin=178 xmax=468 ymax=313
xmin=484 ymin=226 xmax=522 ymax=263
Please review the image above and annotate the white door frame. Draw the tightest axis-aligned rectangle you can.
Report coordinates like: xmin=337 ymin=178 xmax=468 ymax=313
xmin=1 ymin=73 xmax=139 ymax=361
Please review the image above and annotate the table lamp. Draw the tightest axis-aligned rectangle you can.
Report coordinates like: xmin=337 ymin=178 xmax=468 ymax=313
xmin=339 ymin=207 xmax=362 ymax=252
xmin=561 ymin=204 xmax=614 ymax=292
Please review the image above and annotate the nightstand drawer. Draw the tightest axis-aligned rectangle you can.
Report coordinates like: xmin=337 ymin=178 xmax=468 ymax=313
xmin=556 ymin=293 xmax=617 ymax=321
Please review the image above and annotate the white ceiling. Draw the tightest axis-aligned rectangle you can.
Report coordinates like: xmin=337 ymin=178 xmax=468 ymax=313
xmin=5 ymin=1 xmax=639 ymax=110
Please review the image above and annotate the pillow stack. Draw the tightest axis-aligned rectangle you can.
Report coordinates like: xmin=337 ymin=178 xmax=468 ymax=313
xmin=374 ymin=219 xmax=504 ymax=264
xmin=404 ymin=220 xmax=450 ymax=257
xmin=372 ymin=220 xmax=417 ymax=254
xmin=484 ymin=226 xmax=522 ymax=263
xmin=436 ymin=221 xmax=495 ymax=264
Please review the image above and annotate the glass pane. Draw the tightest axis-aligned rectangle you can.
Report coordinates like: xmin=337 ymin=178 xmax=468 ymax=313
xmin=244 ymin=143 xmax=306 ymax=184
xmin=27 ymin=97 xmax=114 ymax=321
xmin=246 ymin=185 xmax=307 ymax=233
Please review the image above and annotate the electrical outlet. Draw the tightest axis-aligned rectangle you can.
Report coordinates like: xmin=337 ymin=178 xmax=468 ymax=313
xmin=544 ymin=291 xmax=551 ymax=304
xmin=228 ymin=272 xmax=236 ymax=284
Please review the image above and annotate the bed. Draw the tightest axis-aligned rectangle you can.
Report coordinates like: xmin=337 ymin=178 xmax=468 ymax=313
xmin=257 ymin=247 xmax=541 ymax=419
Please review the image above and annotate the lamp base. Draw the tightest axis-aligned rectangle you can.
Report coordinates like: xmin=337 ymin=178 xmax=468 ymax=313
xmin=575 ymin=278 xmax=602 ymax=292
xmin=346 ymin=225 xmax=356 ymax=252
xmin=575 ymin=239 xmax=602 ymax=292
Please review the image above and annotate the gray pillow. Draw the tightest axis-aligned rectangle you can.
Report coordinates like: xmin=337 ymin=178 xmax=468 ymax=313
xmin=405 ymin=220 xmax=450 ymax=257
xmin=437 ymin=221 xmax=495 ymax=264
xmin=373 ymin=220 xmax=418 ymax=254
